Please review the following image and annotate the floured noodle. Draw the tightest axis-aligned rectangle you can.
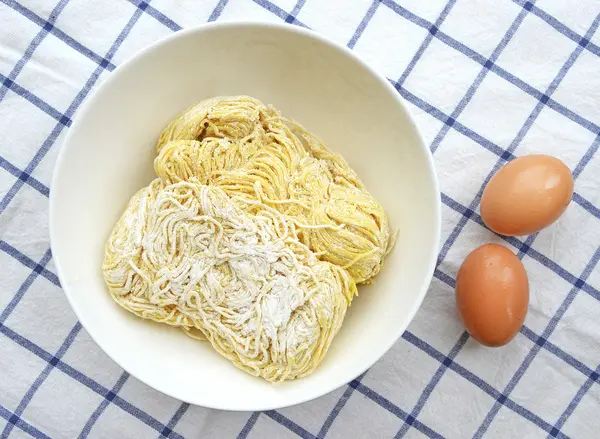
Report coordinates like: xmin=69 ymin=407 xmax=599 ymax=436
xmin=103 ymin=96 xmax=392 ymax=382
xmin=104 ymin=179 xmax=355 ymax=381
xmin=155 ymin=96 xmax=391 ymax=283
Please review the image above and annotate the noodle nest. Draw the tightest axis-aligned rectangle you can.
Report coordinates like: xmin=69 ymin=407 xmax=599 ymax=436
xmin=103 ymin=96 xmax=391 ymax=381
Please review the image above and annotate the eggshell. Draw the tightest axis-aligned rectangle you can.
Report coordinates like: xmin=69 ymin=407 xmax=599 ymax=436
xmin=456 ymin=244 xmax=529 ymax=347
xmin=481 ymin=154 xmax=574 ymax=236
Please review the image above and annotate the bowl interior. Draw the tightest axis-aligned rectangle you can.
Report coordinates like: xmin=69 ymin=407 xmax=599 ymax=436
xmin=50 ymin=23 xmax=440 ymax=410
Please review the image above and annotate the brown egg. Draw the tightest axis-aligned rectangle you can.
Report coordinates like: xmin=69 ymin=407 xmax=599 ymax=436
xmin=456 ymin=244 xmax=529 ymax=347
xmin=481 ymin=154 xmax=574 ymax=236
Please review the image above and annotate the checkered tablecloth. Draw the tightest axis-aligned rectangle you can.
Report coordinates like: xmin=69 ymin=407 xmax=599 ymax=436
xmin=1 ymin=0 xmax=600 ymax=438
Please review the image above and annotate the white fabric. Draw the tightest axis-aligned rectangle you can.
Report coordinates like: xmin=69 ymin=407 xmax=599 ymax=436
xmin=1 ymin=1 xmax=599 ymax=438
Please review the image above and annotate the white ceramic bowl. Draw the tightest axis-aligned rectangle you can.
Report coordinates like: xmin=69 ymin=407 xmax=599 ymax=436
xmin=50 ymin=22 xmax=440 ymax=411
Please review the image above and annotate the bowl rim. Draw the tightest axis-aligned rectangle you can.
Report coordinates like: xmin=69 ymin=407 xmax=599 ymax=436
xmin=49 ymin=20 xmax=441 ymax=411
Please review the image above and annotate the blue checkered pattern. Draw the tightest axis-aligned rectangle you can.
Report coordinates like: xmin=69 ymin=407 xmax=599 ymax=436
xmin=1 ymin=0 xmax=599 ymax=437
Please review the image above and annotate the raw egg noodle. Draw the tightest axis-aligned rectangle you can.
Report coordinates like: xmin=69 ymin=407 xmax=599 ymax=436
xmin=104 ymin=179 xmax=356 ymax=381
xmin=103 ymin=96 xmax=391 ymax=382
xmin=155 ymin=96 xmax=391 ymax=283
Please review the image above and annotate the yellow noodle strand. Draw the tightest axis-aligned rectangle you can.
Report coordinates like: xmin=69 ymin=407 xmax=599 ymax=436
xmin=155 ymin=96 xmax=391 ymax=283
xmin=104 ymin=96 xmax=392 ymax=382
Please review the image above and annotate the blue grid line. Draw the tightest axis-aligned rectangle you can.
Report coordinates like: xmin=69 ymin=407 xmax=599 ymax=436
xmin=391 ymin=82 xmax=513 ymax=159
xmin=428 ymin=3 xmax=531 ymax=154
xmin=0 ymin=322 xmax=81 ymax=438
xmin=393 ymin=78 xmax=600 ymax=211
xmin=0 ymin=157 xmax=49 ymax=197
xmin=107 ymin=394 xmax=184 ymax=439
xmin=299 ymin=0 xmax=385 ymax=432
xmin=315 ymin=372 xmax=367 ymax=438
xmin=127 ymin=0 xmax=182 ymax=31
xmin=447 ymin=20 xmax=592 ymax=280
xmin=0 ymin=0 xmax=117 ymax=72
xmin=238 ymin=407 xmax=316 ymax=439
xmin=0 ymin=402 xmax=51 ymax=439
xmin=432 ymin=263 xmax=600 ymax=436
xmin=0 ymin=321 xmax=185 ymax=439
xmin=350 ymin=380 xmax=446 ymax=439
xmin=61 ymin=368 xmax=185 ymax=438
xmin=0 ymin=242 xmax=59 ymax=286
xmin=396 ymin=0 xmax=458 ymax=87
xmin=560 ymin=193 xmax=594 ymax=222
xmin=78 ymin=371 xmax=130 ymax=439
xmin=399 ymin=89 xmax=600 ymax=282
xmin=0 ymin=120 xmax=64 ymax=215
xmin=573 ymin=135 xmax=600 ymax=179
xmin=393 ymin=7 xmax=599 ymax=435
xmin=512 ymin=0 xmax=600 ymax=58
xmin=380 ymin=0 xmax=600 ymax=137
xmin=0 ymin=72 xmax=71 ymax=126
xmin=296 ymin=0 xmax=592 ymax=434
xmin=238 ymin=414 xmax=259 ymax=439
xmin=515 ymin=231 xmax=538 ymax=261
xmin=437 ymin=169 xmax=499 ymax=273
xmin=290 ymin=0 xmax=307 ymax=17
xmin=0 ymin=0 xmax=309 ymax=219
xmin=312 ymin=2 xmax=460 ymax=434
xmin=0 ymin=0 xmax=70 ymax=104
xmin=476 ymin=56 xmax=600 ymax=138
xmin=159 ymin=403 xmax=190 ymax=439
xmin=0 ymin=249 xmax=52 ymax=324
xmin=264 ymin=411 xmax=315 ymax=439
xmin=227 ymin=5 xmax=315 ymax=437
xmin=440 ymin=193 xmax=600 ymax=302
xmin=228 ymin=199 xmax=598 ymax=439
xmin=0 ymin=0 xmax=143 ymax=216
xmin=0 ymin=2 xmax=188 ymax=436
xmin=572 ymin=192 xmax=600 ymax=220
xmin=473 ymin=246 xmax=600 ymax=438
xmin=237 ymin=412 xmax=261 ymax=439
xmin=505 ymin=10 xmax=597 ymax=154
xmin=432 ymin=268 xmax=455 ymax=288
xmin=0 ymin=324 xmax=55 ymax=364
xmin=1 ymin=0 xmax=596 ymax=436
xmin=3 ymin=0 xmax=598 ymax=226
xmin=427 ymin=0 xmax=537 ymax=265
xmin=519 ymin=326 xmax=596 ymax=379
xmin=394 ymin=332 xmax=469 ymax=438
xmin=2 ymin=0 xmax=595 ymax=219
xmin=0 ymin=81 xmax=592 ymax=439
xmin=485 ymin=64 xmax=600 ymax=135
xmin=347 ymin=0 xmax=379 ymax=49
xmin=542 ymin=94 xmax=600 ymax=135
xmin=131 ymin=0 xmax=228 ymax=31
xmin=379 ymin=0 xmax=430 ymax=29
xmin=432 ymin=266 xmax=599 ymax=383
xmin=441 ymin=30 xmax=600 ymax=138
xmin=471 ymin=5 xmax=600 ymax=288
xmin=252 ymin=0 xmax=308 ymax=27
xmin=402 ymin=331 xmax=570 ymax=439
xmin=1 ymin=1 xmax=307 ymax=435
xmin=208 ymin=0 xmax=230 ymax=22
xmin=551 ymin=364 xmax=600 ymax=437
xmin=3 ymin=71 xmax=595 ymax=234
